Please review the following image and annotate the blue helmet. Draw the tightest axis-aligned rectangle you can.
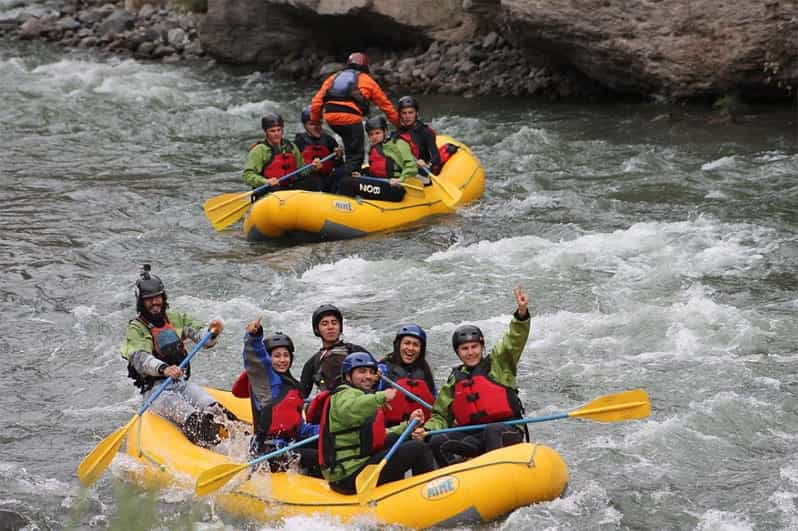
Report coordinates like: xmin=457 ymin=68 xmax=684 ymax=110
xmin=301 ymin=106 xmax=312 ymax=125
xmin=394 ymin=324 xmax=427 ymax=357
xmin=341 ymin=351 xmax=378 ymax=377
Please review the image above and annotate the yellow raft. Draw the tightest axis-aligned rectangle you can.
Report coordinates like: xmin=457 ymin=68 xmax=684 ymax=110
xmin=242 ymin=135 xmax=484 ymax=241
xmin=122 ymin=388 xmax=568 ymax=528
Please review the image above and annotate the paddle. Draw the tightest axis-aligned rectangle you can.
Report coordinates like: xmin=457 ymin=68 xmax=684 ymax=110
xmin=195 ymin=434 xmax=320 ymax=496
xmin=204 ymin=153 xmax=337 ymax=231
xmin=426 ymin=388 xmax=650 ymax=436
xmin=77 ymin=330 xmax=215 ymax=487
xmin=379 ymin=374 xmax=432 ymax=410
xmin=419 ymin=166 xmax=461 ymax=208
xmin=355 ymin=418 xmax=419 ymax=504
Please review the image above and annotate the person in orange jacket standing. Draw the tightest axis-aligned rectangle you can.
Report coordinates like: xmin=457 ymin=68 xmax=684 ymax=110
xmin=309 ymin=52 xmax=399 ymax=186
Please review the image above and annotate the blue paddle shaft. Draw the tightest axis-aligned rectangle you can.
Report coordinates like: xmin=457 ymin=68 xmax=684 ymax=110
xmin=380 ymin=374 xmax=433 ymax=409
xmin=250 ymin=434 xmax=320 ymax=467
xmin=250 ymin=152 xmax=336 ymax=195
xmin=384 ymin=418 xmax=419 ymax=462
xmin=426 ymin=412 xmax=569 ymax=436
xmin=138 ymin=330 xmax=213 ymax=415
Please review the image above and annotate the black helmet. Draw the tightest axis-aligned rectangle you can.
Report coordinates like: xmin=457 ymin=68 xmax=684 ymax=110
xmin=312 ymin=304 xmax=343 ymax=337
xmin=451 ymin=324 xmax=484 ymax=352
xmin=341 ymin=351 xmax=377 ymax=377
xmin=300 ymin=106 xmax=312 ymax=125
xmin=397 ymin=96 xmax=419 ymax=111
xmin=264 ymin=332 xmax=295 ymax=363
xmin=135 ymin=264 xmax=166 ymax=313
xmin=393 ymin=324 xmax=427 ymax=357
xmin=365 ymin=116 xmax=388 ymax=132
xmin=261 ymin=113 xmax=284 ymax=130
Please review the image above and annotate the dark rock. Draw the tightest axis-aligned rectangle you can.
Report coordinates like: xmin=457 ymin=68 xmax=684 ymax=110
xmin=56 ymin=16 xmax=81 ymax=31
xmin=138 ymin=4 xmax=156 ymax=19
xmin=136 ymin=40 xmax=155 ymax=55
xmin=166 ymin=27 xmax=186 ymax=47
xmin=78 ymin=35 xmax=98 ymax=47
xmin=318 ymin=62 xmax=343 ymax=77
xmin=97 ymin=9 xmax=135 ymax=35
xmin=18 ymin=16 xmax=56 ymax=39
xmin=151 ymin=44 xmax=175 ymax=58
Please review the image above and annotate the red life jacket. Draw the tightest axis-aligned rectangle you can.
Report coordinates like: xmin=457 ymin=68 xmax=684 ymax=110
xmin=296 ymin=133 xmax=334 ymax=176
xmin=128 ymin=316 xmax=190 ymax=391
xmin=438 ymin=142 xmax=459 ymax=166
xmin=450 ymin=357 xmax=523 ymax=426
xmin=382 ymin=363 xmax=434 ymax=425
xmin=232 ymin=369 xmax=249 ymax=398
xmin=368 ymin=143 xmax=396 ymax=178
xmin=262 ymin=383 xmax=305 ymax=439
xmin=316 ymin=387 xmax=387 ymax=470
xmin=249 ymin=141 xmax=298 ymax=181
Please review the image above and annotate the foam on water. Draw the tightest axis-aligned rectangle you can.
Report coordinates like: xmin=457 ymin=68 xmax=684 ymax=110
xmin=702 ymin=155 xmax=737 ymax=171
xmin=695 ymin=509 xmax=753 ymax=531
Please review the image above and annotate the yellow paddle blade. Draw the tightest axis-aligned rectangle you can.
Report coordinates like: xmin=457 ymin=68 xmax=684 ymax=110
xmin=77 ymin=415 xmax=138 ymax=486
xmin=569 ymin=389 xmax=651 ymax=423
xmin=355 ymin=461 xmax=385 ymax=505
xmin=203 ymin=192 xmax=254 ymax=231
xmin=429 ymin=173 xmax=462 ymax=208
xmin=195 ymin=462 xmax=249 ymax=496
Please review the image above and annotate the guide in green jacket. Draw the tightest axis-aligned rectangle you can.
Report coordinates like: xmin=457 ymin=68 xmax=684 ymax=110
xmin=414 ymin=285 xmax=531 ymax=466
xmin=319 ymin=352 xmax=435 ymax=494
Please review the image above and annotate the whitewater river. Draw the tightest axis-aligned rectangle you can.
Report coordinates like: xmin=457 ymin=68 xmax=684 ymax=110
xmin=2 ymin=35 xmax=798 ymax=530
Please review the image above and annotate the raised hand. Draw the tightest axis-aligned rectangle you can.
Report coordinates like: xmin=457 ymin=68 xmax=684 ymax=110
xmin=514 ymin=285 xmax=529 ymax=318
xmin=245 ymin=315 xmax=263 ymax=335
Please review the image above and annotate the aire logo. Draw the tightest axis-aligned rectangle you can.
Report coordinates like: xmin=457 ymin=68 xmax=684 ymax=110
xmin=359 ymin=183 xmax=380 ymax=194
xmin=421 ymin=476 xmax=459 ymax=500
xmin=334 ymin=201 xmax=352 ymax=212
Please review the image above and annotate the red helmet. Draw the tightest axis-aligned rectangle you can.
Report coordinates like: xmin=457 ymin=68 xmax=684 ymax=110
xmin=346 ymin=52 xmax=369 ymax=72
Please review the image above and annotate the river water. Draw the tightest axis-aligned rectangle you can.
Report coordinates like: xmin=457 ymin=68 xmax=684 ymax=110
xmin=2 ymin=35 xmax=798 ymax=531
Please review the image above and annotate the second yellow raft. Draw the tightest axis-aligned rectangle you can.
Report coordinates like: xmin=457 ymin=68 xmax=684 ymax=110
xmin=242 ymin=135 xmax=484 ymax=241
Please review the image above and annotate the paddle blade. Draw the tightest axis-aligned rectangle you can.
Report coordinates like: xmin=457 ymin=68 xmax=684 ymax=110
xmin=77 ymin=415 xmax=137 ymax=486
xmin=430 ymin=174 xmax=462 ymax=208
xmin=195 ymin=462 xmax=248 ymax=496
xmin=203 ymin=192 xmax=253 ymax=231
xmin=570 ymin=389 xmax=651 ymax=423
xmin=355 ymin=461 xmax=384 ymax=504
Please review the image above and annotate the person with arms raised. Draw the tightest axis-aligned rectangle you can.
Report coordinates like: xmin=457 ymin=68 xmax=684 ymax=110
xmin=309 ymin=52 xmax=399 ymax=184
xmin=413 ymin=286 xmax=531 ymax=466
xmin=120 ymin=265 xmax=229 ymax=447
xmin=308 ymin=352 xmax=435 ymax=494
xmin=232 ymin=316 xmax=321 ymax=476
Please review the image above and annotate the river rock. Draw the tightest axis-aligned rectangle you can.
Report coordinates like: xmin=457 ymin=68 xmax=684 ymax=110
xmin=17 ymin=16 xmax=56 ymax=39
xmin=97 ymin=9 xmax=135 ymax=35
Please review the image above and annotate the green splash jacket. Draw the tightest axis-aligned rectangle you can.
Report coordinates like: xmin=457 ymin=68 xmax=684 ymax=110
xmin=375 ymin=138 xmax=418 ymax=181
xmin=422 ymin=313 xmax=531 ymax=432
xmin=242 ymin=140 xmax=306 ymax=188
xmin=120 ymin=310 xmax=208 ymax=360
xmin=322 ymin=384 xmax=410 ymax=483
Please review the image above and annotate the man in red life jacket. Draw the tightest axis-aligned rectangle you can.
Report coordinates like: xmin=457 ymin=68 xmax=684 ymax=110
xmin=413 ymin=286 xmax=531 ymax=466
xmin=120 ymin=265 xmax=230 ymax=447
xmin=309 ymin=52 xmax=399 ymax=182
xmin=243 ymin=113 xmax=322 ymax=201
xmin=394 ymin=96 xmax=442 ymax=179
xmin=307 ymin=352 xmax=435 ymax=494
xmin=293 ymin=106 xmax=344 ymax=192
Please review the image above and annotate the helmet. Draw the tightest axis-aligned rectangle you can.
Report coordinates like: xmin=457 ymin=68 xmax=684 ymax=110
xmin=341 ymin=351 xmax=378 ymax=377
xmin=300 ymin=106 xmax=312 ymax=125
xmin=135 ymin=264 xmax=166 ymax=313
xmin=346 ymin=52 xmax=369 ymax=73
xmin=393 ymin=324 xmax=427 ymax=357
xmin=365 ymin=116 xmax=388 ymax=132
xmin=264 ymin=332 xmax=295 ymax=360
xmin=312 ymin=304 xmax=343 ymax=337
xmin=261 ymin=113 xmax=284 ymax=130
xmin=397 ymin=96 xmax=419 ymax=111
xmin=451 ymin=324 xmax=484 ymax=351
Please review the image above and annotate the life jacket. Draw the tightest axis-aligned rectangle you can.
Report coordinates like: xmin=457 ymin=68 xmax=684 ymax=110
xmin=382 ymin=363 xmax=434 ymax=425
xmin=249 ymin=140 xmax=298 ymax=181
xmin=312 ymin=342 xmax=361 ymax=392
xmin=127 ymin=316 xmax=190 ymax=392
xmin=438 ymin=142 xmax=459 ymax=166
xmin=258 ymin=376 xmax=305 ymax=439
xmin=315 ymin=387 xmax=387 ymax=471
xmin=322 ymin=69 xmax=369 ymax=116
xmin=450 ymin=357 xmax=524 ymax=426
xmin=367 ymin=143 xmax=396 ymax=179
xmin=397 ymin=122 xmax=436 ymax=160
xmin=295 ymin=133 xmax=334 ymax=176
